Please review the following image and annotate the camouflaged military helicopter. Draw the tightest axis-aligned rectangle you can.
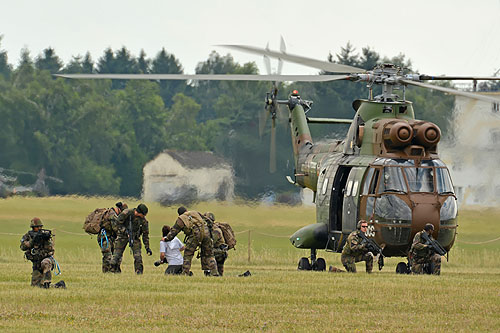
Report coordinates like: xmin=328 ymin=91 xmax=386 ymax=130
xmin=0 ymin=168 xmax=62 ymax=198
xmin=56 ymin=43 xmax=500 ymax=272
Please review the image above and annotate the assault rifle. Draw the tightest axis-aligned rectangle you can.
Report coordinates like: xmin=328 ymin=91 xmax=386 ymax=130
xmin=359 ymin=231 xmax=385 ymax=270
xmin=126 ymin=215 xmax=134 ymax=248
xmin=28 ymin=229 xmax=52 ymax=245
xmin=421 ymin=232 xmax=447 ymax=256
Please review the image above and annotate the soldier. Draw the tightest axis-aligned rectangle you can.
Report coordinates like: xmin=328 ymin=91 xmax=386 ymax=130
xmin=110 ymin=203 xmax=152 ymax=274
xmin=341 ymin=220 xmax=374 ymax=273
xmin=204 ymin=212 xmax=228 ymax=276
xmin=164 ymin=206 xmax=218 ymax=276
xmin=410 ymin=223 xmax=442 ymax=275
xmin=20 ymin=218 xmax=63 ymax=288
xmin=98 ymin=202 xmax=127 ymax=273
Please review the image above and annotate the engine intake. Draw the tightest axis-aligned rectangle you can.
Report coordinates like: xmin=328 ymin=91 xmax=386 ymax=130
xmin=382 ymin=121 xmax=413 ymax=148
xmin=413 ymin=122 xmax=441 ymax=147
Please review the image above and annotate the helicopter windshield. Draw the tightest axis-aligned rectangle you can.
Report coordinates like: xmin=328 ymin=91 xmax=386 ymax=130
xmin=369 ymin=158 xmax=454 ymax=194
xmin=404 ymin=167 xmax=434 ymax=192
xmin=378 ymin=167 xmax=407 ymax=193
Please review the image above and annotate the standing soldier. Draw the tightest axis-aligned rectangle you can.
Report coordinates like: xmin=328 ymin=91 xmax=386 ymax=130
xmin=204 ymin=212 xmax=228 ymax=276
xmin=20 ymin=218 xmax=64 ymax=288
xmin=98 ymin=202 xmax=127 ymax=273
xmin=410 ymin=223 xmax=442 ymax=275
xmin=164 ymin=207 xmax=218 ymax=276
xmin=341 ymin=220 xmax=374 ymax=273
xmin=110 ymin=204 xmax=152 ymax=274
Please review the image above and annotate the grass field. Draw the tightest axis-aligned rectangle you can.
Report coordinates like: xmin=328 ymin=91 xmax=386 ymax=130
xmin=0 ymin=197 xmax=499 ymax=332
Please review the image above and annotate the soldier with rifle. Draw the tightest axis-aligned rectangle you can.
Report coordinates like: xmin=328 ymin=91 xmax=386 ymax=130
xmin=110 ymin=204 xmax=152 ymax=274
xmin=20 ymin=217 xmax=65 ymax=288
xmin=410 ymin=223 xmax=446 ymax=275
xmin=341 ymin=220 xmax=379 ymax=273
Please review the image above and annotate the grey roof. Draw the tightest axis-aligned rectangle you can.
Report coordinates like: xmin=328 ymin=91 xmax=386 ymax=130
xmin=164 ymin=150 xmax=230 ymax=170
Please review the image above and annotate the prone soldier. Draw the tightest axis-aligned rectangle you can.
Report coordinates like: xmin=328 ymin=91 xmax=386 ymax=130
xmin=20 ymin=218 xmax=64 ymax=288
xmin=409 ymin=223 xmax=442 ymax=275
xmin=341 ymin=220 xmax=374 ymax=273
xmin=110 ymin=203 xmax=152 ymax=274
xmin=164 ymin=207 xmax=218 ymax=276
xmin=98 ymin=202 xmax=127 ymax=273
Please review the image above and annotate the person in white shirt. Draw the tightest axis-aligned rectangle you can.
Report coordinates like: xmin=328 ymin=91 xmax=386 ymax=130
xmin=159 ymin=225 xmax=185 ymax=275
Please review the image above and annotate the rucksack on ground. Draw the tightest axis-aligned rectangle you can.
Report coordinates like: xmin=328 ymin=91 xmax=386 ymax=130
xmin=215 ymin=222 xmax=237 ymax=250
xmin=83 ymin=208 xmax=108 ymax=234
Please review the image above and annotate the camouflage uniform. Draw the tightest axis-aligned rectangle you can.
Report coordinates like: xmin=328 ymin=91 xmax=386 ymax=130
xmin=20 ymin=226 xmax=55 ymax=287
xmin=110 ymin=208 xmax=150 ymax=274
xmin=97 ymin=207 xmax=120 ymax=273
xmin=211 ymin=223 xmax=228 ymax=276
xmin=341 ymin=230 xmax=374 ymax=273
xmin=410 ymin=231 xmax=442 ymax=275
xmin=165 ymin=211 xmax=218 ymax=276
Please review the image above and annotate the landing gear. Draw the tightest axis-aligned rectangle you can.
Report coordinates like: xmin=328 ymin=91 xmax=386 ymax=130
xmin=396 ymin=261 xmax=410 ymax=274
xmin=297 ymin=249 xmax=326 ymax=271
xmin=298 ymin=257 xmax=311 ymax=270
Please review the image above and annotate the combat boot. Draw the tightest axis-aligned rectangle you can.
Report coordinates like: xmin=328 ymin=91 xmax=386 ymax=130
xmin=42 ymin=282 xmax=51 ymax=289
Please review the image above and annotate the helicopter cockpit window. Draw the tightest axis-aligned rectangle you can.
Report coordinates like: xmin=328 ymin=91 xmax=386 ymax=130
xmin=378 ymin=167 xmax=407 ymax=193
xmin=362 ymin=168 xmax=375 ymax=195
xmin=374 ymin=195 xmax=412 ymax=221
xmin=369 ymin=169 xmax=380 ymax=194
xmin=404 ymin=167 xmax=434 ymax=192
xmin=436 ymin=168 xmax=454 ymax=194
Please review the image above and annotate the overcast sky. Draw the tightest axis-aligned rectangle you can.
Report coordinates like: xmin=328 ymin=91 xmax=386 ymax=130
xmin=2 ymin=0 xmax=500 ymax=77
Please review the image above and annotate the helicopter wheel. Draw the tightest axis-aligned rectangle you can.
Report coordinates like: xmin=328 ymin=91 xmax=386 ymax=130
xmin=396 ymin=262 xmax=410 ymax=274
xmin=313 ymin=258 xmax=326 ymax=271
xmin=298 ymin=257 xmax=311 ymax=271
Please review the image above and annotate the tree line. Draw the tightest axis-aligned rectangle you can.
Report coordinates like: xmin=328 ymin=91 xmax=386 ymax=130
xmin=0 ymin=37 xmax=460 ymax=198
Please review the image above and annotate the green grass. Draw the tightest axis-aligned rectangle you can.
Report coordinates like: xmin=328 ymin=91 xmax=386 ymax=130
xmin=0 ymin=197 xmax=499 ymax=331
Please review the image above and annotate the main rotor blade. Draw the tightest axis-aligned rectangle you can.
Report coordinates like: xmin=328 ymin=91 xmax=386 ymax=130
xmin=54 ymin=73 xmax=349 ymax=82
xmin=418 ymin=75 xmax=500 ymax=81
xmin=259 ymin=109 xmax=270 ymax=138
xmin=401 ymin=79 xmax=500 ymax=103
xmin=220 ymin=44 xmax=365 ymax=74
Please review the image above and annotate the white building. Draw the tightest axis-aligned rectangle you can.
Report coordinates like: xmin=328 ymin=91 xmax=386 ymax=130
xmin=142 ymin=150 xmax=234 ymax=205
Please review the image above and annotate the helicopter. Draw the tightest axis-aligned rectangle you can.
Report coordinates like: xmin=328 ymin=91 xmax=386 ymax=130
xmin=55 ymin=42 xmax=500 ymax=272
xmin=0 ymin=167 xmax=63 ymax=198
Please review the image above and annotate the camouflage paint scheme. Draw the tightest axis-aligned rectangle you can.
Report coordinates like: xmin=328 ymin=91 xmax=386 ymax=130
xmin=288 ymin=96 xmax=458 ymax=258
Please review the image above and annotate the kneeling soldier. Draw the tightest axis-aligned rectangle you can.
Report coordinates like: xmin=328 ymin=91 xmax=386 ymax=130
xmin=410 ymin=223 xmax=442 ymax=275
xmin=341 ymin=220 xmax=374 ymax=273
xmin=20 ymin=218 xmax=56 ymax=288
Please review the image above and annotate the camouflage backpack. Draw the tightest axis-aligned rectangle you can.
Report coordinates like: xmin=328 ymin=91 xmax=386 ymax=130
xmin=214 ymin=222 xmax=237 ymax=250
xmin=83 ymin=208 xmax=108 ymax=234
xmin=179 ymin=211 xmax=205 ymax=233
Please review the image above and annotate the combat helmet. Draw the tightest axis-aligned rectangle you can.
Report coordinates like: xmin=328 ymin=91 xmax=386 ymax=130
xmin=30 ymin=217 xmax=43 ymax=228
xmin=204 ymin=212 xmax=215 ymax=222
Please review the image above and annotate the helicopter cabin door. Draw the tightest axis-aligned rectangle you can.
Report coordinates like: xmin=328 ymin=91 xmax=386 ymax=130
xmin=341 ymin=167 xmax=366 ymax=233
xmin=329 ymin=166 xmax=351 ymax=232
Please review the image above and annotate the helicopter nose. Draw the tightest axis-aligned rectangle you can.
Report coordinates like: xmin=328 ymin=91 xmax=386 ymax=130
xmin=411 ymin=198 xmax=440 ymax=238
